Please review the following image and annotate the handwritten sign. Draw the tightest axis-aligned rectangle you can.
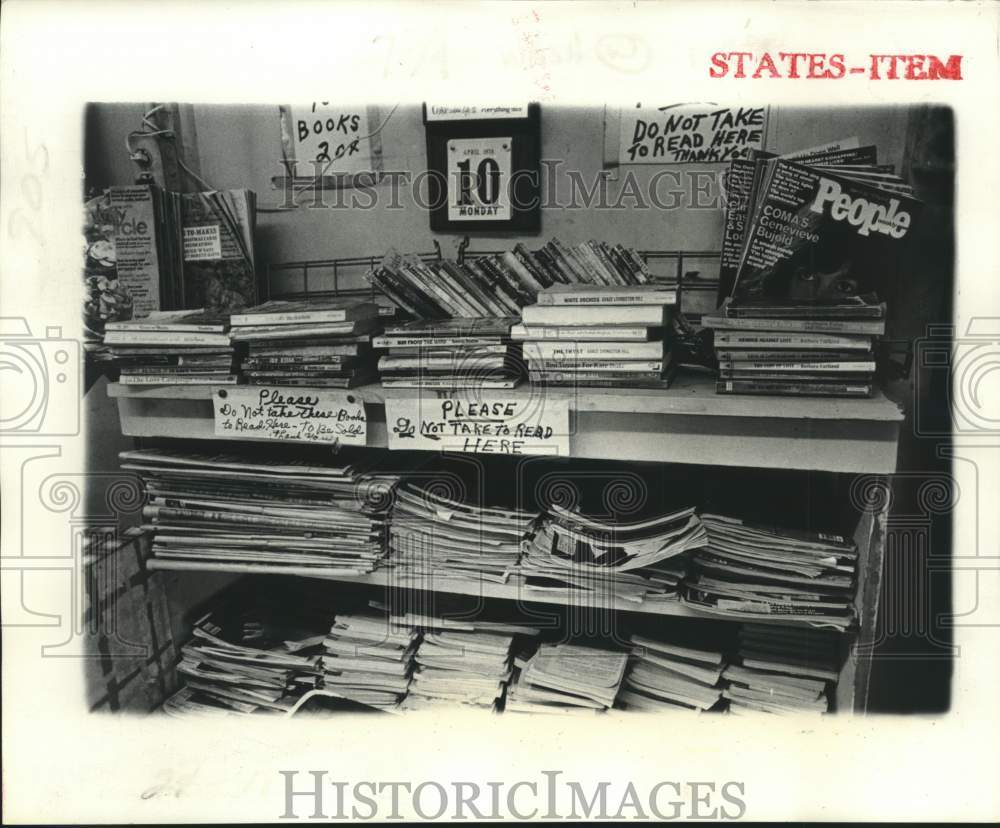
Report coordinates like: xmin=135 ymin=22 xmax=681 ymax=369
xmin=213 ymin=387 xmax=367 ymax=445
xmin=446 ymin=137 xmax=512 ymax=221
xmin=386 ymin=395 xmax=570 ymax=456
xmin=620 ymin=104 xmax=767 ymax=164
xmin=280 ymin=103 xmax=381 ymax=178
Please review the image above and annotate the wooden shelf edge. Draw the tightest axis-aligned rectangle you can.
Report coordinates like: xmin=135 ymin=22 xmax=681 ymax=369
xmin=145 ymin=558 xmax=855 ymax=630
xmin=107 ymin=377 xmax=904 ymax=423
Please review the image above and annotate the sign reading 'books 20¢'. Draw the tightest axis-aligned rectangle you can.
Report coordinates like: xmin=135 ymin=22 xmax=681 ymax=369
xmin=213 ymin=386 xmax=366 ymax=445
xmin=386 ymin=395 xmax=570 ymax=456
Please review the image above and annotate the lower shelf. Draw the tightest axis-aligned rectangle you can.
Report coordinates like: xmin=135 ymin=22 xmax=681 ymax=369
xmin=145 ymin=557 xmax=854 ymax=630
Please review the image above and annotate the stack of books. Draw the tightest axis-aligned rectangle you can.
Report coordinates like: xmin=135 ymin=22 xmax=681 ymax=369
xmin=714 ymin=140 xmax=920 ymax=398
xmin=321 ymin=613 xmax=420 ymax=710
xmin=373 ymin=318 xmax=522 ymax=389
xmin=403 ymin=626 xmax=520 ymax=710
xmin=365 ymin=240 xmax=652 ymax=320
xmin=684 ymin=514 xmax=857 ymax=631
xmin=121 ymin=447 xmax=398 ymax=575
xmin=705 ymin=298 xmax=883 ymax=398
xmin=505 ymin=643 xmax=628 ymax=714
xmin=104 ymin=310 xmax=237 ymax=385
xmin=512 ymin=285 xmax=678 ymax=389
xmin=229 ymin=299 xmax=381 ymax=388
xmin=388 ymin=483 xmax=538 ymax=584
xmin=722 ymin=624 xmax=842 ymax=714
xmin=617 ymin=634 xmax=726 ymax=712
xmin=165 ymin=611 xmax=324 ymax=716
xmin=518 ymin=505 xmax=706 ymax=605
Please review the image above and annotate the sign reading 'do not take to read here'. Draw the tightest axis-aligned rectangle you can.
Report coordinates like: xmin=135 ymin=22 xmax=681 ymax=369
xmin=213 ymin=386 xmax=367 ymax=445
xmin=620 ymin=104 xmax=767 ymax=164
xmin=386 ymin=395 xmax=570 ymax=456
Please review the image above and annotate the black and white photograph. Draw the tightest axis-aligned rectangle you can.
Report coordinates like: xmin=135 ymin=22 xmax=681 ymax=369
xmin=2 ymin=1 xmax=998 ymax=823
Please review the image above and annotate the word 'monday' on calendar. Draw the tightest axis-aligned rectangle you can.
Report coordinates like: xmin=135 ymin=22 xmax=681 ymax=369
xmin=386 ymin=394 xmax=570 ymax=456
xmin=213 ymin=386 xmax=367 ymax=445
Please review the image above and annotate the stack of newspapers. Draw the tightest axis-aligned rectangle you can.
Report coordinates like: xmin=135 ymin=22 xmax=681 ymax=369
xmin=321 ymin=612 xmax=420 ymax=710
xmin=618 ymin=634 xmax=726 ymax=712
xmin=230 ymin=299 xmax=381 ymax=388
xmin=513 ymin=284 xmax=678 ymax=389
xmin=505 ymin=643 xmax=628 ymax=713
xmin=164 ymin=610 xmax=325 ymax=716
xmin=122 ymin=447 xmax=398 ymax=575
xmin=387 ymin=483 xmax=539 ymax=585
xmin=722 ymin=624 xmax=842 ymax=714
xmin=401 ymin=617 xmax=539 ymax=710
xmin=518 ymin=505 xmax=706 ymax=605
xmin=374 ymin=317 xmax=522 ymax=389
xmin=684 ymin=514 xmax=858 ymax=631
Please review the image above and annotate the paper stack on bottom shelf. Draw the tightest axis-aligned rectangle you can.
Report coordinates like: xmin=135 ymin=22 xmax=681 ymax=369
xmin=617 ymin=634 xmax=726 ymax=712
xmin=722 ymin=623 xmax=843 ymax=714
xmin=504 ymin=643 xmax=628 ymax=713
xmin=164 ymin=612 xmax=325 ymax=716
xmin=321 ymin=613 xmax=420 ymax=711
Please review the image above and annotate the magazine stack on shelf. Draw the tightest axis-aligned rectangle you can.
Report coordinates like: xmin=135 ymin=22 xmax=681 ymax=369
xmin=710 ymin=141 xmax=920 ymax=398
xmin=163 ymin=609 xmax=325 ymax=716
xmin=505 ymin=643 xmax=628 ymax=714
xmin=121 ymin=448 xmax=399 ymax=575
xmin=229 ymin=298 xmax=381 ymax=388
xmin=683 ymin=514 xmax=858 ymax=631
xmin=518 ymin=505 xmax=705 ymax=605
xmin=373 ymin=317 xmax=523 ymax=389
xmin=103 ymin=310 xmax=237 ymax=385
xmin=321 ymin=612 xmax=420 ymax=710
xmin=401 ymin=620 xmax=537 ymax=711
xmin=617 ymin=634 xmax=727 ymax=712
xmin=387 ymin=483 xmax=539 ymax=584
xmin=364 ymin=240 xmax=653 ymax=320
xmin=722 ymin=624 xmax=842 ymax=714
xmin=512 ymin=285 xmax=678 ymax=389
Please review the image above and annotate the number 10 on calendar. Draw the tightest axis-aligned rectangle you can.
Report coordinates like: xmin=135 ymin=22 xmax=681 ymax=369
xmin=446 ymin=137 xmax=512 ymax=222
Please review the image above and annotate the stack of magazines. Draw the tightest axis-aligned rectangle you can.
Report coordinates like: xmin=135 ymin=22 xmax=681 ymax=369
xmin=387 ymin=483 xmax=538 ymax=584
xmin=403 ymin=624 xmax=522 ymax=711
xmin=722 ymin=624 xmax=842 ymax=714
xmin=164 ymin=610 xmax=324 ymax=716
xmin=104 ymin=310 xmax=237 ymax=385
xmin=365 ymin=240 xmax=652 ymax=320
xmin=617 ymin=634 xmax=726 ymax=712
xmin=121 ymin=447 xmax=398 ymax=575
xmin=505 ymin=643 xmax=628 ymax=713
xmin=230 ymin=299 xmax=381 ymax=388
xmin=684 ymin=514 xmax=857 ymax=630
xmin=512 ymin=285 xmax=677 ymax=389
xmin=710 ymin=140 xmax=920 ymax=398
xmin=518 ymin=505 xmax=706 ymax=605
xmin=374 ymin=318 xmax=522 ymax=389
xmin=321 ymin=612 xmax=420 ymax=710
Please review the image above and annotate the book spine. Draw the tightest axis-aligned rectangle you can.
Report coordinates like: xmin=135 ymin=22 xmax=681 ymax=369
xmin=716 ymin=380 xmax=872 ymax=397
xmin=531 ymin=369 xmax=664 ymax=381
xmin=230 ymin=311 xmax=348 ymax=326
xmin=105 ymin=323 xmax=225 ymax=334
xmin=373 ymin=336 xmax=505 ymax=348
xmin=526 ymin=359 xmax=665 ymax=373
xmin=713 ymin=332 xmax=872 ymax=349
xmin=119 ymin=374 xmax=239 ymax=385
xmin=530 ymin=376 xmax=674 ymax=389
xmin=511 ymin=325 xmax=652 ymax=341
xmin=521 ymin=305 xmax=666 ymax=326
xmin=104 ymin=333 xmax=232 ymax=346
xmin=715 ymin=349 xmax=866 ymax=361
xmin=524 ymin=342 xmax=664 ymax=359
xmin=513 ymin=244 xmax=553 ymax=288
xmin=717 ymin=360 xmax=876 ymax=372
xmin=535 ymin=290 xmax=677 ymax=306
xmin=703 ymin=316 xmax=885 ymax=335
xmin=724 ymin=305 xmax=886 ymax=319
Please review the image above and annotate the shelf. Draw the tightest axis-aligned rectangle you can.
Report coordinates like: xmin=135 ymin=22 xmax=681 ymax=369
xmin=144 ymin=558 xmax=849 ymax=630
xmin=109 ymin=375 xmax=904 ymax=473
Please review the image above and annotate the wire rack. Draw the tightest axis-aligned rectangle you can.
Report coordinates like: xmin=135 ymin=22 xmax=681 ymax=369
xmin=264 ymin=248 xmax=722 ymax=314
